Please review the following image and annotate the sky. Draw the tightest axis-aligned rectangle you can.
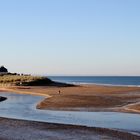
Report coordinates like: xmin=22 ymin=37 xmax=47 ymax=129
xmin=0 ymin=0 xmax=140 ymax=76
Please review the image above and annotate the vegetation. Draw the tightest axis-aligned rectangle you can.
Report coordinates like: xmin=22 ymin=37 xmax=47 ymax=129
xmin=0 ymin=74 xmax=74 ymax=87
xmin=0 ymin=66 xmax=74 ymax=87
xmin=0 ymin=75 xmax=53 ymax=86
xmin=0 ymin=66 xmax=8 ymax=73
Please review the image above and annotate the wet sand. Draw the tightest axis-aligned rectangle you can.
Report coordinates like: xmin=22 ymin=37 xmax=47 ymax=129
xmin=1 ymin=85 xmax=140 ymax=113
xmin=0 ymin=117 xmax=139 ymax=140
xmin=0 ymin=85 xmax=140 ymax=139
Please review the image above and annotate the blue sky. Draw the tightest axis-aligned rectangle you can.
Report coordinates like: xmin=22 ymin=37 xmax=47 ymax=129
xmin=0 ymin=0 xmax=140 ymax=76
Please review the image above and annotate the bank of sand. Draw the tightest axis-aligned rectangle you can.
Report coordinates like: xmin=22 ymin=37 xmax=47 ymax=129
xmin=0 ymin=85 xmax=140 ymax=140
xmin=1 ymin=85 xmax=140 ymax=113
xmin=0 ymin=117 xmax=140 ymax=140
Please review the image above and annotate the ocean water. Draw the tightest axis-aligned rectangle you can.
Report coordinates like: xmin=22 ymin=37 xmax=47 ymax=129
xmin=48 ymin=76 xmax=140 ymax=87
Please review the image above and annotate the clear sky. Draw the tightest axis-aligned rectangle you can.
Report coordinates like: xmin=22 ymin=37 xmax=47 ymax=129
xmin=0 ymin=0 xmax=140 ymax=76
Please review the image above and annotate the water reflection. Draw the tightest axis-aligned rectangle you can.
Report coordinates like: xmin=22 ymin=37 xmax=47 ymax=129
xmin=0 ymin=92 xmax=140 ymax=134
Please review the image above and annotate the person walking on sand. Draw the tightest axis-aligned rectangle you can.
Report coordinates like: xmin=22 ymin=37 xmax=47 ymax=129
xmin=58 ymin=90 xmax=61 ymax=94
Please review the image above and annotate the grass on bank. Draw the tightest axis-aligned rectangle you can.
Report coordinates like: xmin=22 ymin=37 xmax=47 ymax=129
xmin=0 ymin=75 xmax=53 ymax=86
xmin=0 ymin=74 xmax=74 ymax=87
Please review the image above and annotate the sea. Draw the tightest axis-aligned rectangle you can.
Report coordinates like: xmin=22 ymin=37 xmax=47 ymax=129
xmin=48 ymin=76 xmax=140 ymax=87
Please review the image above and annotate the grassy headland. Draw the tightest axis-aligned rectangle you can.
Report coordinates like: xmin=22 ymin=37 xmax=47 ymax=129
xmin=0 ymin=74 xmax=73 ymax=87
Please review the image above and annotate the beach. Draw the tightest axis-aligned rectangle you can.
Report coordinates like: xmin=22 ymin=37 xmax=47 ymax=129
xmin=0 ymin=85 xmax=140 ymax=140
xmin=2 ymin=85 xmax=140 ymax=113
xmin=1 ymin=117 xmax=140 ymax=140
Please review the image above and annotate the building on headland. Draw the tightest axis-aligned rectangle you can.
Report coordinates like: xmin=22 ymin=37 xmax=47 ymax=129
xmin=0 ymin=66 xmax=8 ymax=75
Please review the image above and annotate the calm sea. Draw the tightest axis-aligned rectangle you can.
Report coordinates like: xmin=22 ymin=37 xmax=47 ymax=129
xmin=48 ymin=76 xmax=140 ymax=87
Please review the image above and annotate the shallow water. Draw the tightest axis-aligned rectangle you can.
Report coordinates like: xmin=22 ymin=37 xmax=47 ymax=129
xmin=0 ymin=92 xmax=140 ymax=134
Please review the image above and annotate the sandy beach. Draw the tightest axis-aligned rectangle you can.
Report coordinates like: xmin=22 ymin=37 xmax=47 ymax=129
xmin=1 ymin=85 xmax=140 ymax=113
xmin=0 ymin=117 xmax=140 ymax=140
xmin=0 ymin=85 xmax=140 ymax=140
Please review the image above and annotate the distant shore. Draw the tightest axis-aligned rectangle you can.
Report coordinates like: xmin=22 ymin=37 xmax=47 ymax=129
xmin=0 ymin=84 xmax=140 ymax=114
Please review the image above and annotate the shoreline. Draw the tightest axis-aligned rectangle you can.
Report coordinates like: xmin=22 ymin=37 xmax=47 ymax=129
xmin=0 ymin=85 xmax=140 ymax=139
xmin=0 ymin=96 xmax=7 ymax=102
xmin=0 ymin=86 xmax=51 ymax=98
xmin=0 ymin=117 xmax=139 ymax=140
xmin=0 ymin=84 xmax=140 ymax=114
xmin=63 ymin=82 xmax=140 ymax=87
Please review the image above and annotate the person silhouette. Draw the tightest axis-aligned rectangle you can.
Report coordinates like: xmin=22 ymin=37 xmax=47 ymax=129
xmin=59 ymin=90 xmax=61 ymax=94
